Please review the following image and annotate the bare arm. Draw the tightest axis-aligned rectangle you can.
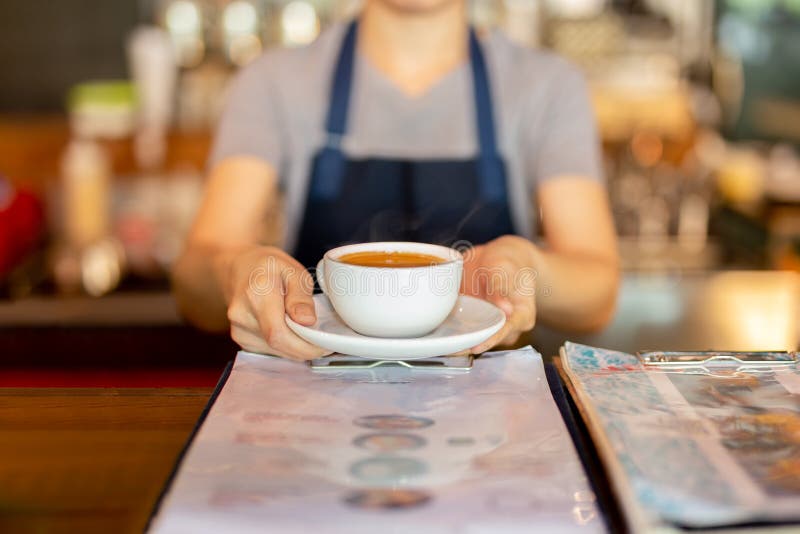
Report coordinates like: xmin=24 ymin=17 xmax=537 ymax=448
xmin=532 ymin=176 xmax=619 ymax=331
xmin=172 ymin=156 xmax=329 ymax=360
xmin=173 ymin=156 xmax=277 ymax=331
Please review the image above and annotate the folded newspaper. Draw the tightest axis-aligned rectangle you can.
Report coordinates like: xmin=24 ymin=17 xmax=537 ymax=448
xmin=149 ymin=347 xmax=604 ymax=533
xmin=561 ymin=342 xmax=800 ymax=532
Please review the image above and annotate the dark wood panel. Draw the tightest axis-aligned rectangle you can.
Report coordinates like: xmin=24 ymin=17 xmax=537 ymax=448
xmin=0 ymin=325 xmax=236 ymax=367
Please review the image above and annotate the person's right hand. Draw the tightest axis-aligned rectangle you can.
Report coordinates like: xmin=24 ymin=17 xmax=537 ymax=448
xmin=224 ymin=246 xmax=332 ymax=361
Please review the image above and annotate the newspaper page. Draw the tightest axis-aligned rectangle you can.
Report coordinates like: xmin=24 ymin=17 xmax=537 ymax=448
xmin=150 ymin=347 xmax=603 ymax=533
xmin=562 ymin=342 xmax=800 ymax=530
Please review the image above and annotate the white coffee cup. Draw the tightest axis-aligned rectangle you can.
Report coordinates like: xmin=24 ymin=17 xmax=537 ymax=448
xmin=315 ymin=242 xmax=463 ymax=338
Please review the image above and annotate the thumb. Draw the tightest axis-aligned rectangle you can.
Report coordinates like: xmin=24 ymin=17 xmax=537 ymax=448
xmin=485 ymin=262 xmax=513 ymax=316
xmin=489 ymin=294 xmax=513 ymax=316
xmin=283 ymin=267 xmax=317 ymax=325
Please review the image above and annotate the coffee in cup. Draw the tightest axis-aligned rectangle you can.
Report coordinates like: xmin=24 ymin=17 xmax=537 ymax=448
xmin=315 ymin=242 xmax=463 ymax=338
xmin=338 ymin=250 xmax=447 ymax=268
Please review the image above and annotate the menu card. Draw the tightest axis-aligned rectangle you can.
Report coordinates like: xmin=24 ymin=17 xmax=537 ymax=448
xmin=149 ymin=347 xmax=603 ymax=533
xmin=561 ymin=342 xmax=800 ymax=532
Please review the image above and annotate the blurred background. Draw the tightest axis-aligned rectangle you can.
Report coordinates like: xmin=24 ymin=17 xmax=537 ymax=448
xmin=0 ymin=0 xmax=799 ymax=343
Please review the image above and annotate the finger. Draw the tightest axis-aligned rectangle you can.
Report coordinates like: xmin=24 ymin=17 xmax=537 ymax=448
xmin=476 ymin=326 xmax=520 ymax=353
xmin=231 ymin=324 xmax=272 ymax=355
xmin=500 ymin=329 xmax=522 ymax=347
xmin=232 ymin=324 xmax=323 ymax=361
xmin=485 ymin=258 xmax=515 ymax=315
xmin=227 ymin=298 xmax=260 ymax=332
xmin=282 ymin=266 xmax=317 ymax=325
xmin=460 ymin=245 xmax=485 ymax=296
xmin=470 ymin=248 xmax=514 ymax=313
xmin=251 ymin=286 xmax=331 ymax=361
xmin=469 ymin=296 xmax=516 ymax=354
xmin=470 ymin=295 xmax=535 ymax=354
xmin=502 ymin=297 xmax=535 ymax=339
xmin=509 ymin=292 xmax=536 ymax=330
xmin=238 ymin=319 xmax=330 ymax=361
xmin=490 ymin=296 xmax=514 ymax=317
xmin=469 ymin=327 xmax=508 ymax=355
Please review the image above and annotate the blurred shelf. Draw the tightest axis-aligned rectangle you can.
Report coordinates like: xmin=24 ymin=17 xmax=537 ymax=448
xmin=0 ymin=291 xmax=180 ymax=327
xmin=0 ymin=114 xmax=211 ymax=188
xmin=618 ymin=236 xmax=722 ymax=272
xmin=0 ymin=291 xmax=236 ymax=369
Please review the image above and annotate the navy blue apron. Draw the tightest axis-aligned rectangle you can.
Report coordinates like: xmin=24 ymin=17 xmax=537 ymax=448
xmin=293 ymin=20 xmax=516 ymax=268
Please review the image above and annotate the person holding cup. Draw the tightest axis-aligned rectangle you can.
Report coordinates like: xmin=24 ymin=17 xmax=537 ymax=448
xmin=172 ymin=0 xmax=619 ymax=361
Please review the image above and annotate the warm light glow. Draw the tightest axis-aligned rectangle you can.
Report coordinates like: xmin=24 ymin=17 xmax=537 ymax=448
xmin=164 ymin=0 xmax=204 ymax=67
xmin=223 ymin=0 xmax=258 ymax=35
xmin=705 ymin=272 xmax=799 ymax=351
xmin=81 ymin=240 xmax=123 ymax=297
xmin=165 ymin=0 xmax=201 ymax=35
xmin=630 ymin=131 xmax=663 ymax=168
xmin=545 ymin=0 xmax=605 ymax=18
xmin=281 ymin=1 xmax=320 ymax=46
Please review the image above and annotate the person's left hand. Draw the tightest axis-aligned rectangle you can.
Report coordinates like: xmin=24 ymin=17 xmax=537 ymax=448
xmin=460 ymin=235 xmax=538 ymax=354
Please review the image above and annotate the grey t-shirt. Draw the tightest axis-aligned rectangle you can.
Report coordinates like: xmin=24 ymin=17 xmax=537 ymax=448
xmin=210 ymin=23 xmax=602 ymax=251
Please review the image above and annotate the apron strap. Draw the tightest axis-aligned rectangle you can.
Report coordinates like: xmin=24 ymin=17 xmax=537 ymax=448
xmin=468 ymin=29 xmax=498 ymax=161
xmin=468 ymin=28 xmax=507 ymax=202
xmin=324 ymin=21 xmax=358 ymax=143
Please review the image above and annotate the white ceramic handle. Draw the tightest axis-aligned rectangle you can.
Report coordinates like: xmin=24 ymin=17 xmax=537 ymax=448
xmin=315 ymin=259 xmax=327 ymax=295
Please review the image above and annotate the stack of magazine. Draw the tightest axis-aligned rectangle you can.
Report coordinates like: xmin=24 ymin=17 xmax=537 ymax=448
xmin=560 ymin=342 xmax=800 ymax=533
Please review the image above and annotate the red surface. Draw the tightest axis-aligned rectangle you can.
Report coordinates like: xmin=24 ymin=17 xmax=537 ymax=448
xmin=0 ymin=184 xmax=45 ymax=276
xmin=0 ymin=368 xmax=224 ymax=388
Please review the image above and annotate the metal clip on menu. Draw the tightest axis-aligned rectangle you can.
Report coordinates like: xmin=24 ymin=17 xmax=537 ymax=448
xmin=636 ymin=350 xmax=799 ymax=376
xmin=309 ymin=354 xmax=474 ymax=371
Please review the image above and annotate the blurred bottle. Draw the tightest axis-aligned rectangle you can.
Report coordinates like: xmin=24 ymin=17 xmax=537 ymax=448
xmin=117 ymin=25 xmax=192 ymax=280
xmin=128 ymin=26 xmax=177 ymax=172
xmin=54 ymin=82 xmax=134 ymax=296
xmin=61 ymin=141 xmax=111 ymax=249
xmin=57 ymin=138 xmax=124 ymax=296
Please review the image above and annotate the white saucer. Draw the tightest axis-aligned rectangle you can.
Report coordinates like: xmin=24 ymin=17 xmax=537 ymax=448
xmin=286 ymin=294 xmax=505 ymax=360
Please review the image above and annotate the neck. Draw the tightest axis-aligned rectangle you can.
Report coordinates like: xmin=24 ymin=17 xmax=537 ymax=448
xmin=359 ymin=1 xmax=468 ymax=97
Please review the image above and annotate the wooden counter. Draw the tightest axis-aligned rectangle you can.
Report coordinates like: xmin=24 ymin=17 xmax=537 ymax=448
xmin=0 ymin=271 xmax=798 ymax=532
xmin=0 ymin=387 xmax=211 ymax=534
